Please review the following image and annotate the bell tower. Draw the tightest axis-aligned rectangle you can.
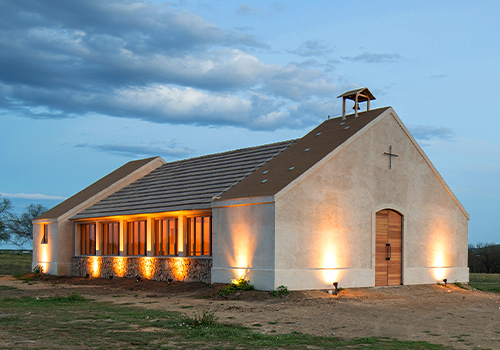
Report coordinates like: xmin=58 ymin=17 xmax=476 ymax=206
xmin=337 ymin=87 xmax=376 ymax=120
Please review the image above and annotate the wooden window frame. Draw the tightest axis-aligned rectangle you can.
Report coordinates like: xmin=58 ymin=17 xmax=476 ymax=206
xmin=126 ymin=219 xmax=147 ymax=256
xmin=187 ymin=215 xmax=212 ymax=257
xmin=154 ymin=217 xmax=178 ymax=257
xmin=79 ymin=223 xmax=96 ymax=256
xmin=101 ymin=221 xmax=120 ymax=256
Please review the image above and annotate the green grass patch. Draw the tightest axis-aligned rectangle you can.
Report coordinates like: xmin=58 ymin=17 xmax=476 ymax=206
xmin=0 ymin=293 xmax=456 ymax=349
xmin=0 ymin=285 xmax=17 ymax=290
xmin=0 ymin=251 xmax=32 ymax=276
xmin=469 ymin=273 xmax=500 ymax=293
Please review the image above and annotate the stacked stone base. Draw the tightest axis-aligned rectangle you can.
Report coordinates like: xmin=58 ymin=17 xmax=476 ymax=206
xmin=73 ymin=256 xmax=212 ymax=284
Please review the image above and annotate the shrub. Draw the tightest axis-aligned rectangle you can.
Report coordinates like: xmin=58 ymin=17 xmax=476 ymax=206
xmin=219 ymin=276 xmax=254 ymax=297
xmin=231 ymin=276 xmax=255 ymax=290
xmin=272 ymin=285 xmax=289 ymax=297
xmin=32 ymin=264 xmax=44 ymax=275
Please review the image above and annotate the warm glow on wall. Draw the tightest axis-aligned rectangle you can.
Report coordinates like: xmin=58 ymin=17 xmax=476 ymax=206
xmin=322 ymin=247 xmax=338 ymax=283
xmin=113 ymin=257 xmax=127 ymax=277
xmin=141 ymin=257 xmax=154 ymax=279
xmin=236 ymin=269 xmax=247 ymax=279
xmin=429 ymin=219 xmax=450 ymax=281
xmin=317 ymin=221 xmax=344 ymax=284
xmin=172 ymin=258 xmax=187 ymax=280
xmin=91 ymin=257 xmax=100 ymax=277
xmin=233 ymin=227 xmax=251 ymax=270
xmin=41 ymin=246 xmax=48 ymax=263
xmin=432 ymin=252 xmax=446 ymax=281
xmin=38 ymin=245 xmax=49 ymax=273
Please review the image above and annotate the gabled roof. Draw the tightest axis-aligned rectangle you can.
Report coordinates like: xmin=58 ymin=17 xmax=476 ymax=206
xmin=72 ymin=140 xmax=294 ymax=219
xmin=217 ymin=107 xmax=390 ymax=201
xmin=337 ymin=87 xmax=376 ymax=102
xmin=35 ymin=157 xmax=161 ymax=220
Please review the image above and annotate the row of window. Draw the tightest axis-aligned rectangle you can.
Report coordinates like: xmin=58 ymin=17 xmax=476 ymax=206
xmin=79 ymin=216 xmax=212 ymax=257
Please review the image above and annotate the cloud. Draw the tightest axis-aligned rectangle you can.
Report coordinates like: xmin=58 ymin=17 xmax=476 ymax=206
xmin=75 ymin=142 xmax=194 ymax=159
xmin=408 ymin=125 xmax=454 ymax=141
xmin=0 ymin=0 xmax=342 ymax=131
xmin=0 ymin=193 xmax=66 ymax=201
xmin=430 ymin=74 xmax=448 ymax=79
xmin=272 ymin=2 xmax=285 ymax=11
xmin=341 ymin=52 xmax=403 ymax=63
xmin=237 ymin=4 xmax=266 ymax=16
xmin=287 ymin=40 xmax=333 ymax=57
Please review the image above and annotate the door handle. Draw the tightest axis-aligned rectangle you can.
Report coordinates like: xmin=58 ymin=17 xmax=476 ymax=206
xmin=386 ymin=243 xmax=391 ymax=260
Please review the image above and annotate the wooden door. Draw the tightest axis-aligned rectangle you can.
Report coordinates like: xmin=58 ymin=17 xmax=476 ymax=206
xmin=375 ymin=209 xmax=402 ymax=286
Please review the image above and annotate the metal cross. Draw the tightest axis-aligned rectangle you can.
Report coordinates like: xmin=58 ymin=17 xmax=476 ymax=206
xmin=383 ymin=145 xmax=399 ymax=169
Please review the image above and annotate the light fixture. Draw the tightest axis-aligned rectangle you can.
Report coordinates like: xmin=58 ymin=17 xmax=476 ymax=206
xmin=167 ymin=278 xmax=174 ymax=285
xmin=333 ymin=282 xmax=339 ymax=295
xmin=136 ymin=276 xmax=141 ymax=283
xmin=443 ymin=278 xmax=448 ymax=285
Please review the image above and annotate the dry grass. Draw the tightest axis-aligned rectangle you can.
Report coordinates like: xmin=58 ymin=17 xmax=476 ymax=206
xmin=0 ymin=251 xmax=32 ymax=276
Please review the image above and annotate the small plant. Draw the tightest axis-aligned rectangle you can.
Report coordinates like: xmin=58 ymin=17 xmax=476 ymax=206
xmin=33 ymin=264 xmax=44 ymax=275
xmin=65 ymin=292 xmax=85 ymax=301
xmin=183 ymin=310 xmax=219 ymax=327
xmin=219 ymin=276 xmax=255 ymax=297
xmin=272 ymin=285 xmax=289 ymax=297
xmin=231 ymin=276 xmax=255 ymax=290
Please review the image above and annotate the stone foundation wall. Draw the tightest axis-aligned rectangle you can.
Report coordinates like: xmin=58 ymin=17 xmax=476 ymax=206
xmin=73 ymin=256 xmax=212 ymax=284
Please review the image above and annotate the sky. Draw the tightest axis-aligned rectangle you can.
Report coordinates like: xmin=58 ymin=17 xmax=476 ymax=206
xmin=1 ymin=0 xmax=499 ymax=246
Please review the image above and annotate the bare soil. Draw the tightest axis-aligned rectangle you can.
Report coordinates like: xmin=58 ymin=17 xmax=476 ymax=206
xmin=1 ymin=275 xmax=499 ymax=349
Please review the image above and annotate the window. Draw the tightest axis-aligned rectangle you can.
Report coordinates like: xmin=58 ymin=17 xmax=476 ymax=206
xmin=127 ymin=220 xmax=146 ymax=255
xmin=187 ymin=216 xmax=212 ymax=256
xmin=102 ymin=222 xmax=120 ymax=255
xmin=80 ymin=223 xmax=96 ymax=255
xmin=41 ymin=224 xmax=48 ymax=244
xmin=155 ymin=218 xmax=177 ymax=256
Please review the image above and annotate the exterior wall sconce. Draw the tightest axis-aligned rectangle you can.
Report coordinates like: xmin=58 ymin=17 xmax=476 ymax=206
xmin=443 ymin=278 xmax=447 ymax=285
xmin=167 ymin=278 xmax=174 ymax=285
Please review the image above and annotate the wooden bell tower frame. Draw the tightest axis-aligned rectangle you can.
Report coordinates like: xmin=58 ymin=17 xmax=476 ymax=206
xmin=337 ymin=87 xmax=376 ymax=120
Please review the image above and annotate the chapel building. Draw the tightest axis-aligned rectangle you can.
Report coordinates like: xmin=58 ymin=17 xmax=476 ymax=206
xmin=32 ymin=88 xmax=469 ymax=290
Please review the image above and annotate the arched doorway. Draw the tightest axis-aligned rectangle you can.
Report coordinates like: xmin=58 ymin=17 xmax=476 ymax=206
xmin=375 ymin=209 xmax=402 ymax=286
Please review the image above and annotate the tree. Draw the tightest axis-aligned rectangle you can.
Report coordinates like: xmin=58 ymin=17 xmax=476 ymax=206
xmin=4 ymin=204 xmax=47 ymax=249
xmin=0 ymin=196 xmax=12 ymax=242
xmin=468 ymin=242 xmax=500 ymax=273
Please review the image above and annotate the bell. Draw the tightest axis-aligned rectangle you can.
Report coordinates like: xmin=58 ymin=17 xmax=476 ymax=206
xmin=352 ymin=103 xmax=360 ymax=110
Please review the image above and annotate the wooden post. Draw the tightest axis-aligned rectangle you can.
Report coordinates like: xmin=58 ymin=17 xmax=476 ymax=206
xmin=342 ymin=97 xmax=346 ymax=120
xmin=355 ymin=92 xmax=360 ymax=118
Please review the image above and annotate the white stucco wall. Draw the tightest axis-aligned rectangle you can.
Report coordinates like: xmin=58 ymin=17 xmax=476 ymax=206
xmin=273 ymin=110 xmax=469 ymax=290
xmin=211 ymin=197 xmax=276 ymax=290
xmin=32 ymin=221 xmax=58 ymax=274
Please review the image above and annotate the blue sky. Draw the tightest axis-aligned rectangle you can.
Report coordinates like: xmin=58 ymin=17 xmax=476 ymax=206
xmin=1 ymin=0 xmax=499 ymax=245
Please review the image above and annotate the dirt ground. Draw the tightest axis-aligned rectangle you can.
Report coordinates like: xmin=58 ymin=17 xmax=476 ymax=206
xmin=1 ymin=275 xmax=499 ymax=349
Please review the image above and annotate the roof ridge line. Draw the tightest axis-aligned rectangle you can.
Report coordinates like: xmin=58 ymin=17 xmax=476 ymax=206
xmin=163 ymin=139 xmax=297 ymax=166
